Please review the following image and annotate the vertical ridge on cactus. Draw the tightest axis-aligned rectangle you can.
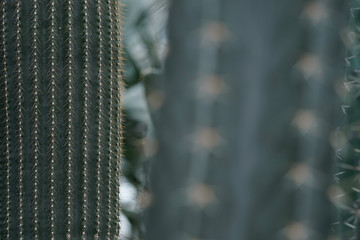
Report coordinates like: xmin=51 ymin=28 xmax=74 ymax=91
xmin=106 ymin=1 xmax=114 ymax=238
xmin=0 ymin=2 xmax=10 ymax=239
xmin=81 ymin=0 xmax=91 ymax=238
xmin=0 ymin=1 xmax=123 ymax=239
xmin=65 ymin=0 xmax=74 ymax=238
xmin=14 ymin=0 xmax=25 ymax=238
xmin=48 ymin=0 xmax=58 ymax=238
xmin=95 ymin=0 xmax=104 ymax=238
xmin=106 ymin=0 xmax=116 ymax=238
xmin=96 ymin=0 xmax=110 ymax=238
xmin=30 ymin=0 xmax=41 ymax=238
xmin=112 ymin=2 xmax=123 ymax=237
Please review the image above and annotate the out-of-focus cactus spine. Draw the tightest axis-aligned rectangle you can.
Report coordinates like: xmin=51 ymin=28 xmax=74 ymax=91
xmin=0 ymin=1 xmax=123 ymax=239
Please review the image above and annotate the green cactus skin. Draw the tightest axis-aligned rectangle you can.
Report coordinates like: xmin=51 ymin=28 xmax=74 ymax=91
xmin=0 ymin=0 xmax=123 ymax=239
xmin=338 ymin=1 xmax=360 ymax=239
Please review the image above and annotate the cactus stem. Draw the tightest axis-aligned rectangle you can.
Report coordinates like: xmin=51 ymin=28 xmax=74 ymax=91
xmin=0 ymin=1 xmax=123 ymax=238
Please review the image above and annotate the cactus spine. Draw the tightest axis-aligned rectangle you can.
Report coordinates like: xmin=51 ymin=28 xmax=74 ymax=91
xmin=48 ymin=0 xmax=57 ymax=238
xmin=0 ymin=0 xmax=123 ymax=239
xmin=337 ymin=1 xmax=360 ymax=239
xmin=81 ymin=0 xmax=91 ymax=238
xmin=0 ymin=2 xmax=10 ymax=238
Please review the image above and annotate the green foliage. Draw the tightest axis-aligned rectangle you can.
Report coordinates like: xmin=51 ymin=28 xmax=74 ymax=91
xmin=0 ymin=0 xmax=122 ymax=239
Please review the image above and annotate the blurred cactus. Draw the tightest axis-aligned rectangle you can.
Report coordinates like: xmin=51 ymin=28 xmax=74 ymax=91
xmin=0 ymin=0 xmax=123 ymax=239
xmin=145 ymin=0 xmax=346 ymax=239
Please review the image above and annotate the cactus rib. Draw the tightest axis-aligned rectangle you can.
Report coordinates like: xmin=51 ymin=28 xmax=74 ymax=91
xmin=1 ymin=2 xmax=11 ymax=239
xmin=30 ymin=0 xmax=41 ymax=237
xmin=48 ymin=0 xmax=58 ymax=238
xmin=81 ymin=0 xmax=91 ymax=238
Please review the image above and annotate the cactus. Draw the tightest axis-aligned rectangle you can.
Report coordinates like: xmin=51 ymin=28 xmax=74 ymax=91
xmin=337 ymin=1 xmax=360 ymax=239
xmin=0 ymin=0 xmax=123 ymax=239
xmin=145 ymin=0 xmax=346 ymax=239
